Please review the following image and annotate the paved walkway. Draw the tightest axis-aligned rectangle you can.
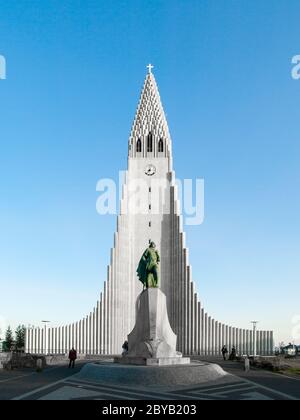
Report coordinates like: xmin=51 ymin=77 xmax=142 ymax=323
xmin=0 ymin=357 xmax=299 ymax=400
xmin=0 ymin=361 xmax=87 ymax=400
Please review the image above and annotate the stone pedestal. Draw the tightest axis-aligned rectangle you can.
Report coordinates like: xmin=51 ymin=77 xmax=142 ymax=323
xmin=115 ymin=288 xmax=190 ymax=366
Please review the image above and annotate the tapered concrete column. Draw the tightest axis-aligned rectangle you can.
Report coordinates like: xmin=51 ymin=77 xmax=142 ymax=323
xmin=32 ymin=329 xmax=36 ymax=354
xmin=96 ymin=303 xmax=99 ymax=354
xmin=260 ymin=331 xmax=263 ymax=355
xmin=85 ymin=317 xmax=89 ymax=354
xmin=82 ymin=319 xmax=85 ymax=354
xmin=221 ymin=324 xmax=225 ymax=349
xmin=204 ymin=313 xmax=208 ymax=355
xmin=245 ymin=330 xmax=249 ymax=354
xmin=270 ymin=331 xmax=274 ymax=355
xmin=36 ymin=329 xmax=39 ymax=354
xmin=62 ymin=326 xmax=65 ymax=353
xmin=24 ymin=329 xmax=28 ymax=353
xmin=38 ymin=327 xmax=42 ymax=354
xmin=263 ymin=331 xmax=267 ymax=355
xmin=200 ymin=308 xmax=204 ymax=355
xmin=100 ymin=296 xmax=104 ymax=354
xmin=65 ymin=325 xmax=69 ymax=354
xmin=197 ymin=302 xmax=201 ymax=354
xmin=40 ymin=328 xmax=44 ymax=354
xmin=25 ymin=329 xmax=29 ymax=353
xmin=61 ymin=326 xmax=63 ymax=353
xmin=103 ymin=282 xmax=107 ymax=355
xmin=208 ymin=316 xmax=211 ymax=355
xmin=90 ymin=313 xmax=93 ymax=355
xmin=193 ymin=294 xmax=198 ymax=355
xmin=53 ymin=327 xmax=56 ymax=354
xmin=47 ymin=328 xmax=50 ymax=354
xmin=190 ymin=279 xmax=194 ymax=355
xmin=215 ymin=321 xmax=218 ymax=355
xmin=89 ymin=314 xmax=92 ymax=354
xmin=63 ymin=326 xmax=67 ymax=353
xmin=228 ymin=327 xmax=232 ymax=351
xmin=58 ymin=327 xmax=60 ymax=354
xmin=31 ymin=329 xmax=34 ymax=354
xmin=232 ymin=327 xmax=235 ymax=349
xmin=27 ymin=329 xmax=31 ymax=354
xmin=75 ymin=322 xmax=79 ymax=353
xmin=54 ymin=328 xmax=57 ymax=354
xmin=225 ymin=325 xmax=229 ymax=349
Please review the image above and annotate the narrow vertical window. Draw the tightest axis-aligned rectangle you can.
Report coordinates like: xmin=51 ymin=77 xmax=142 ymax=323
xmin=147 ymin=132 xmax=153 ymax=152
xmin=158 ymin=138 xmax=164 ymax=153
xmin=136 ymin=138 xmax=142 ymax=152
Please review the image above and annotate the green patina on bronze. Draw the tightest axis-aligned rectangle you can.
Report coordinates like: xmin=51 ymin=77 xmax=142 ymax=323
xmin=137 ymin=242 xmax=160 ymax=288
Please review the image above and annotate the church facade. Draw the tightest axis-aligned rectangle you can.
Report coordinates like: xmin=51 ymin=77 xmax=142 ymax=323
xmin=25 ymin=68 xmax=274 ymax=356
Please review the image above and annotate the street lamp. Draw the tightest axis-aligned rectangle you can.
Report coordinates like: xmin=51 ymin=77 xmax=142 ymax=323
xmin=42 ymin=321 xmax=50 ymax=355
xmin=251 ymin=321 xmax=259 ymax=357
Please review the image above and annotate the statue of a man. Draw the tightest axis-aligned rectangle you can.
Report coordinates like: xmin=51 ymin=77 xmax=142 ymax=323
xmin=137 ymin=242 xmax=160 ymax=288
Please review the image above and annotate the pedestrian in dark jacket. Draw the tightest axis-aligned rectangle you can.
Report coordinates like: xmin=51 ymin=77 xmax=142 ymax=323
xmin=122 ymin=340 xmax=129 ymax=356
xmin=221 ymin=345 xmax=228 ymax=361
xmin=229 ymin=347 xmax=237 ymax=361
xmin=68 ymin=347 xmax=77 ymax=368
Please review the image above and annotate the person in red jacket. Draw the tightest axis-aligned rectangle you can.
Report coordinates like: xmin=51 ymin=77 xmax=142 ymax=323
xmin=68 ymin=347 xmax=77 ymax=368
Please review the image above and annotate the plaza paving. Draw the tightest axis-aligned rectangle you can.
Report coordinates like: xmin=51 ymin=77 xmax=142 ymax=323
xmin=0 ymin=357 xmax=299 ymax=400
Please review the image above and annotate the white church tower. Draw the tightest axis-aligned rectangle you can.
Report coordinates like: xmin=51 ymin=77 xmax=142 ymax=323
xmin=26 ymin=67 xmax=274 ymax=356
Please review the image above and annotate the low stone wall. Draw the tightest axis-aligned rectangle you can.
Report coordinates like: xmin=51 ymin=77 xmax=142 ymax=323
xmin=236 ymin=355 xmax=290 ymax=372
xmin=0 ymin=353 xmax=12 ymax=369
xmin=0 ymin=353 xmax=47 ymax=370
xmin=0 ymin=352 xmax=107 ymax=370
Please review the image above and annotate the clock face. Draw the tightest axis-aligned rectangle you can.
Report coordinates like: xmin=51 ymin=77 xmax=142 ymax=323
xmin=145 ymin=164 xmax=156 ymax=176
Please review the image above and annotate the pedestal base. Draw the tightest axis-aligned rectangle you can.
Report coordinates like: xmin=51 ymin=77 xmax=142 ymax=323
xmin=75 ymin=361 xmax=228 ymax=387
xmin=114 ymin=356 xmax=191 ymax=366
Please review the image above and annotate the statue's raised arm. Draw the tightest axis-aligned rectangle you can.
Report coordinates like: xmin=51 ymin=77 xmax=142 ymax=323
xmin=136 ymin=241 xmax=160 ymax=288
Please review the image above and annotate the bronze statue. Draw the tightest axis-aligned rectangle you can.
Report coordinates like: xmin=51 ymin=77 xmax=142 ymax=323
xmin=137 ymin=241 xmax=160 ymax=288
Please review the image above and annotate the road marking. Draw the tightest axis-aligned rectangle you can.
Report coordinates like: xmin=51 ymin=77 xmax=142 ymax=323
xmin=67 ymin=379 xmax=200 ymax=400
xmin=0 ymin=364 xmax=80 ymax=384
xmin=270 ymin=372 xmax=300 ymax=381
xmin=208 ymin=386 xmax=258 ymax=398
xmin=11 ymin=374 xmax=78 ymax=400
xmin=189 ymin=382 xmax=253 ymax=394
xmin=240 ymin=377 xmax=298 ymax=400
xmin=0 ymin=374 xmax=34 ymax=384
xmin=38 ymin=385 xmax=113 ymax=401
xmin=241 ymin=391 xmax=273 ymax=400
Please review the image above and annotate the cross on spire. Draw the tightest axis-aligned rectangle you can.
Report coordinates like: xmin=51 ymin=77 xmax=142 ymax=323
xmin=147 ymin=63 xmax=154 ymax=74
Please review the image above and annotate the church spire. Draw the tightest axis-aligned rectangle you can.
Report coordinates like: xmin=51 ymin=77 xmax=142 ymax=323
xmin=129 ymin=66 xmax=172 ymax=159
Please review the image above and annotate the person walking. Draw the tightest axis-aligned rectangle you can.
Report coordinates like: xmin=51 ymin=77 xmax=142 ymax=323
xmin=229 ymin=346 xmax=237 ymax=361
xmin=68 ymin=347 xmax=77 ymax=368
xmin=221 ymin=345 xmax=228 ymax=361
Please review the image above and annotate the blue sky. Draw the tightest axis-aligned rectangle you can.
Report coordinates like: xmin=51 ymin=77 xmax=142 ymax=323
xmin=0 ymin=0 xmax=299 ymax=345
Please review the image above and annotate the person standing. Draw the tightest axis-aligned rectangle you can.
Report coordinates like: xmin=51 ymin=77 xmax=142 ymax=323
xmin=229 ymin=346 xmax=237 ymax=361
xmin=68 ymin=347 xmax=77 ymax=368
xmin=122 ymin=340 xmax=129 ymax=356
xmin=221 ymin=345 xmax=228 ymax=361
